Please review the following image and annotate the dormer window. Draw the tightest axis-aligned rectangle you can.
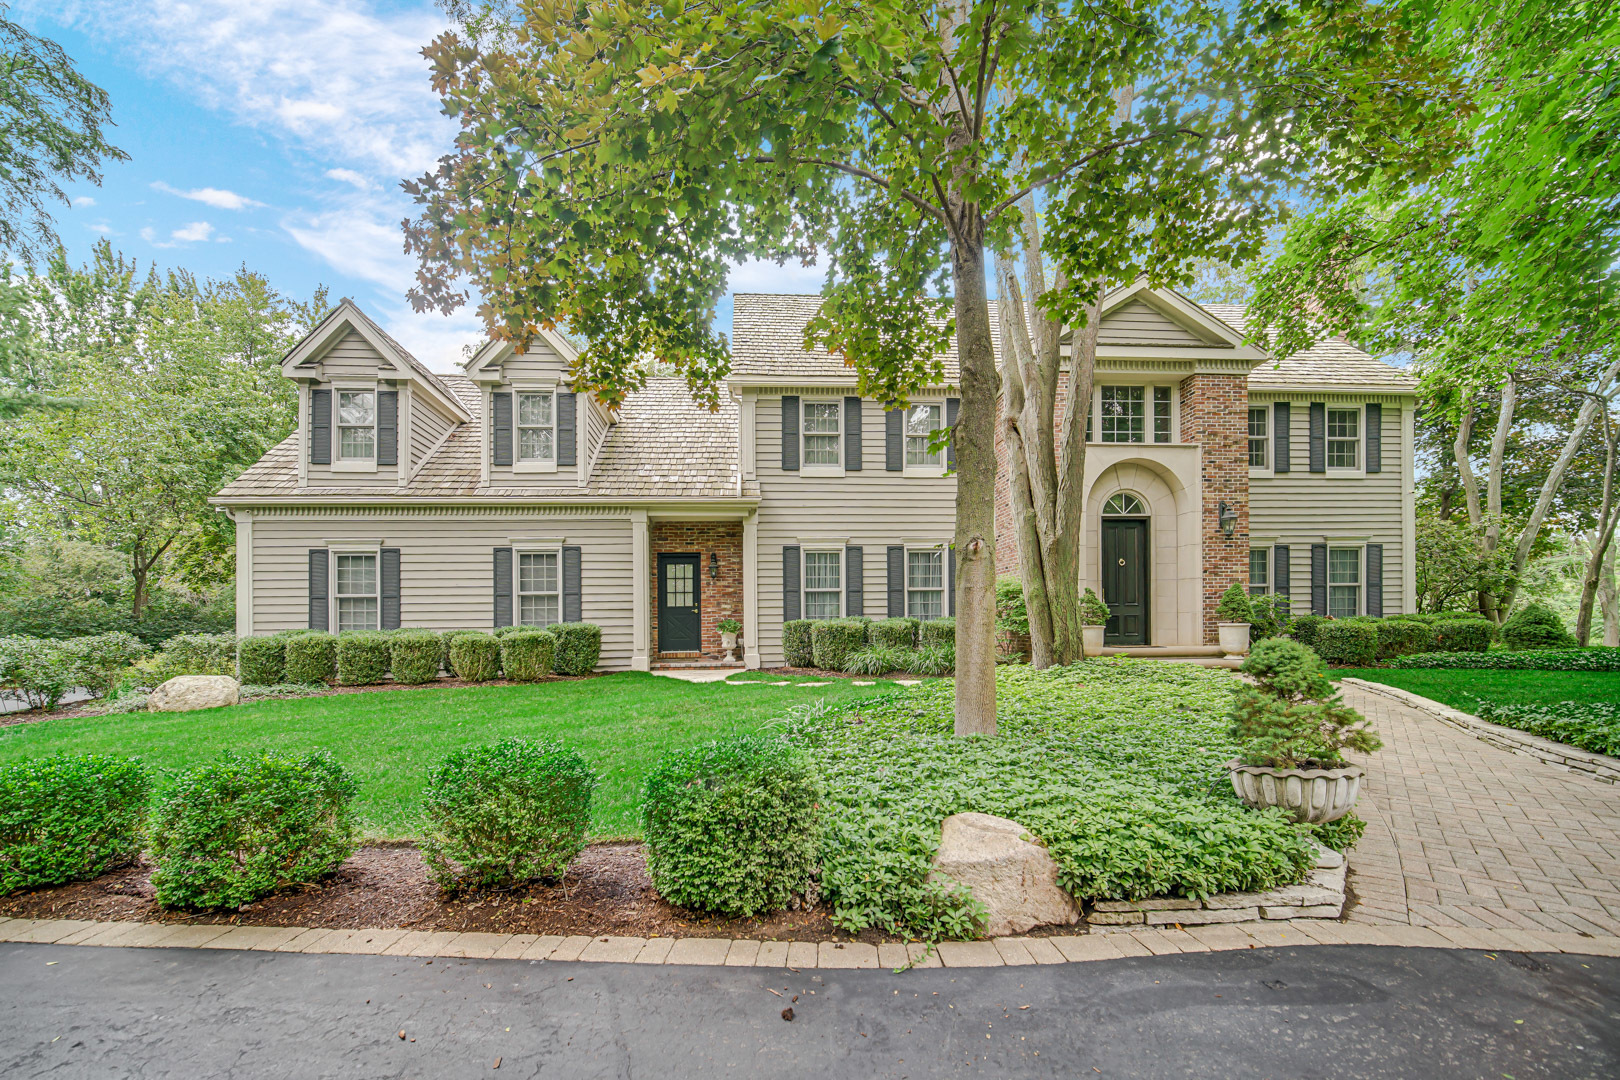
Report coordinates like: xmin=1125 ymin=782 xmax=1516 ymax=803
xmin=518 ymin=392 xmax=555 ymax=462
xmin=338 ymin=391 xmax=376 ymax=460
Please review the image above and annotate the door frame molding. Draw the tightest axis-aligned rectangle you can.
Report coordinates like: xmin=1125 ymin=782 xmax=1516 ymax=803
xmin=1100 ymin=516 xmax=1151 ymax=646
xmin=656 ymin=551 xmax=702 ymax=655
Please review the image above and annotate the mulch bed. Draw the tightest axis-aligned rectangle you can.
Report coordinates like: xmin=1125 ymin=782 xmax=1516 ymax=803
xmin=0 ymin=842 xmax=893 ymax=944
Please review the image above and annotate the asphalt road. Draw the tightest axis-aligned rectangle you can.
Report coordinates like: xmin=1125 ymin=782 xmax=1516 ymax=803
xmin=2 ymin=941 xmax=1616 ymax=1078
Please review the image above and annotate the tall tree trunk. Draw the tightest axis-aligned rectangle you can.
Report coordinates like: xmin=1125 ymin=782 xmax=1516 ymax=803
xmin=1576 ymin=412 xmax=1617 ymax=646
xmin=131 ymin=542 xmax=150 ymax=621
xmin=1478 ymin=374 xmax=1516 ymax=621
xmin=1600 ymin=538 xmax=1619 ymax=647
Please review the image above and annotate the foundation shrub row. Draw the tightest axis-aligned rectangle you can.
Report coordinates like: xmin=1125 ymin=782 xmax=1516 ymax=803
xmin=229 ymin=624 xmax=603 ymax=686
xmin=783 ymin=616 xmax=956 ymax=676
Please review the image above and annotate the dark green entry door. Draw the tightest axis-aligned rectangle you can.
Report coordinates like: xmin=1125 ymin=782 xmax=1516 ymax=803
xmin=658 ymin=553 xmax=701 ymax=653
xmin=1101 ymin=519 xmax=1149 ymax=645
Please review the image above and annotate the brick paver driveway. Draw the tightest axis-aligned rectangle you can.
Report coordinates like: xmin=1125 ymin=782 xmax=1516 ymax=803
xmin=1341 ymin=683 xmax=1620 ymax=937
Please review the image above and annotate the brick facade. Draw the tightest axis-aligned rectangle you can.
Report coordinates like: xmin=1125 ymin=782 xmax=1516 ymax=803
xmin=1180 ymin=374 xmax=1250 ymax=643
xmin=649 ymin=520 xmax=743 ymax=659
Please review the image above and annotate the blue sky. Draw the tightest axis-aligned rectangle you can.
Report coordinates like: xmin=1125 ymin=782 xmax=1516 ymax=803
xmin=23 ymin=0 xmax=825 ymax=371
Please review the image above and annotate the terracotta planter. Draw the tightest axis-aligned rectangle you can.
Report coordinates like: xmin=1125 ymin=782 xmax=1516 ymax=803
xmin=1227 ymin=761 xmax=1364 ymax=824
xmin=1218 ymin=621 xmax=1251 ymax=658
xmin=1082 ymin=625 xmax=1105 ymax=652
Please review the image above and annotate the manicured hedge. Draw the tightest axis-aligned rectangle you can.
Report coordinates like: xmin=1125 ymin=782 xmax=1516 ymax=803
xmin=1502 ymin=602 xmax=1577 ymax=650
xmin=237 ymin=635 xmax=286 ymax=686
xmin=811 ymin=619 xmax=868 ymax=671
xmin=1313 ymin=621 xmax=1378 ymax=667
xmin=1363 ymin=618 xmax=1437 ymax=660
xmin=871 ymin=617 xmax=918 ymax=650
xmin=389 ymin=629 xmax=444 ymax=685
xmin=148 ymin=750 xmax=360 ymax=910
xmin=1289 ymin=614 xmax=1327 ymax=648
xmin=919 ymin=617 xmax=956 ymax=648
xmin=549 ymin=623 xmax=602 ymax=676
xmin=1431 ymin=617 xmax=1494 ymax=653
xmin=1 ymin=754 xmax=152 ymax=896
xmin=1388 ymin=647 xmax=1620 ymax=671
xmin=336 ymin=631 xmax=390 ymax=686
xmin=500 ymin=630 xmax=556 ymax=682
xmin=449 ymin=632 xmax=502 ymax=681
xmin=782 ymin=620 xmax=815 ymax=667
xmin=283 ymin=632 xmax=337 ymax=685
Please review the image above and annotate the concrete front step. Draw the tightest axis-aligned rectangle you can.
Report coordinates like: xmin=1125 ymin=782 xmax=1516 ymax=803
xmin=1097 ymin=644 xmax=1227 ymax=658
xmin=651 ymin=661 xmax=744 ymax=670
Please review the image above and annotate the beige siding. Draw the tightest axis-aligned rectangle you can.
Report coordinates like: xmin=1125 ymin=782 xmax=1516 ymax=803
xmin=1248 ymin=396 xmax=1410 ymax=615
xmin=1098 ymin=299 xmax=1209 ymax=347
xmin=247 ymin=511 xmax=636 ymax=669
xmin=584 ymin=399 xmax=610 ymax=471
xmin=317 ymin=329 xmax=390 ymax=379
xmin=752 ymin=393 xmax=957 ymax=666
xmin=409 ymin=394 xmax=455 ymax=474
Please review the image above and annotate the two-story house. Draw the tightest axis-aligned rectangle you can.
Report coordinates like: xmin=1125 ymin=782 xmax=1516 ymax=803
xmin=214 ymin=282 xmax=1417 ymax=668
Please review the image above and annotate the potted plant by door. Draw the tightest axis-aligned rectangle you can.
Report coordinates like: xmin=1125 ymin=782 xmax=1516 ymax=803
xmin=1079 ymin=588 xmax=1111 ymax=653
xmin=717 ymin=618 xmax=742 ymax=661
xmin=1215 ymin=582 xmax=1254 ymax=657
xmin=1226 ymin=639 xmax=1382 ymax=823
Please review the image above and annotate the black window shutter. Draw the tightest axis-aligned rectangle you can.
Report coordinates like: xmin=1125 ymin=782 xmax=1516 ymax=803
xmin=1273 ymin=402 xmax=1291 ymax=473
xmin=844 ymin=397 xmax=862 ymax=470
xmin=1308 ymin=402 xmax=1326 ymax=473
xmin=1274 ymin=544 xmax=1291 ymax=599
xmin=945 ymin=397 xmax=960 ymax=470
xmin=307 ymin=549 xmax=329 ymax=630
xmin=376 ymin=390 xmax=398 ymax=466
xmin=781 ymin=396 xmax=800 ymax=471
xmin=380 ymin=548 xmax=401 ymax=629
xmin=1366 ymin=544 xmax=1383 ymax=616
xmin=782 ymin=546 xmax=801 ymax=621
xmin=887 ymin=546 xmax=905 ymax=616
xmin=563 ymin=545 xmax=582 ymax=622
xmin=1365 ymin=403 xmax=1382 ymax=473
xmin=558 ymin=392 xmax=577 ymax=467
xmin=885 ymin=408 xmax=903 ymax=471
xmin=493 ymin=547 xmax=513 ymax=627
xmin=1310 ymin=543 xmax=1328 ymax=616
xmin=310 ymin=388 xmax=332 ymax=465
xmin=947 ymin=545 xmax=956 ymax=616
xmin=492 ymin=392 xmax=514 ymax=467
xmin=845 ymin=546 xmax=863 ymax=616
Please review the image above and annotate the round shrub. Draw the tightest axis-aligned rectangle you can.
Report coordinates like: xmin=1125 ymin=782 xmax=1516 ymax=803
xmin=1501 ymin=601 xmax=1577 ymax=650
xmin=1313 ymin=620 xmax=1378 ymax=666
xmin=283 ymin=632 xmax=337 ymax=685
xmin=336 ymin=631 xmax=390 ymax=686
xmin=1370 ymin=618 xmax=1437 ymax=660
xmin=1 ymin=753 xmax=151 ymax=896
xmin=236 ymin=635 xmax=286 ymax=686
xmin=500 ymin=629 xmax=557 ymax=682
xmin=493 ymin=624 xmax=526 ymax=638
xmin=550 ymin=622 xmax=602 ymax=675
xmin=148 ymin=750 xmax=359 ymax=910
xmin=811 ymin=618 xmax=869 ymax=671
xmin=782 ymin=620 xmax=814 ymax=667
xmin=1289 ymin=614 xmax=1327 ymax=648
xmin=640 ymin=735 xmax=820 ymax=917
xmin=1432 ymin=616 xmax=1495 ymax=652
xmin=919 ymin=616 xmax=956 ymax=648
xmin=389 ymin=629 xmax=444 ymax=685
xmin=871 ymin=618 xmax=918 ymax=650
xmin=449 ymin=631 xmax=501 ymax=681
xmin=421 ymin=737 xmax=595 ymax=890
xmin=1215 ymin=582 xmax=1254 ymax=622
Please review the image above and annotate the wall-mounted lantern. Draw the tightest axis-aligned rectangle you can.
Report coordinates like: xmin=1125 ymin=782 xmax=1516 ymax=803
xmin=1218 ymin=501 xmax=1239 ymax=538
xmin=709 ymin=552 xmax=720 ymax=580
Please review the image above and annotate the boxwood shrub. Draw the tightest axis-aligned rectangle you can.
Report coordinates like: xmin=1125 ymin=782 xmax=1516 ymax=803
xmin=811 ymin=619 xmax=868 ymax=671
xmin=919 ymin=617 xmax=956 ymax=648
xmin=336 ymin=631 xmax=390 ymax=686
xmin=283 ymin=632 xmax=337 ymax=685
xmin=1502 ymin=602 xmax=1577 ymax=650
xmin=782 ymin=620 xmax=814 ymax=667
xmin=640 ymin=735 xmax=821 ymax=917
xmin=449 ymin=631 xmax=502 ymax=681
xmin=421 ymin=738 xmax=595 ymax=890
xmin=389 ymin=629 xmax=444 ymax=685
xmin=1431 ymin=616 xmax=1495 ymax=653
xmin=1368 ymin=618 xmax=1437 ymax=660
xmin=550 ymin=622 xmax=602 ymax=676
xmin=1314 ymin=621 xmax=1378 ymax=666
xmin=148 ymin=750 xmax=359 ymax=910
xmin=500 ymin=629 xmax=556 ymax=682
xmin=1289 ymin=614 xmax=1327 ymax=648
xmin=1389 ymin=647 xmax=1620 ymax=671
xmin=236 ymin=635 xmax=286 ymax=686
xmin=1 ymin=754 xmax=152 ymax=896
xmin=871 ymin=617 xmax=918 ymax=650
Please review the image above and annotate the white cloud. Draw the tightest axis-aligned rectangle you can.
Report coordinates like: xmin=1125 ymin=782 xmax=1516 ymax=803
xmin=141 ymin=221 xmax=218 ymax=247
xmin=727 ymin=256 xmax=826 ymax=295
xmin=76 ymin=196 xmax=97 ymax=208
xmin=282 ymin=193 xmax=413 ymax=291
xmin=374 ymin=302 xmax=486 ymax=372
xmin=325 ymin=168 xmax=374 ymax=191
xmin=151 ymin=181 xmax=264 ymax=210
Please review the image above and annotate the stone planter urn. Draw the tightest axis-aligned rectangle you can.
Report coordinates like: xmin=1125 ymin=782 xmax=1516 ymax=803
xmin=1227 ymin=761 xmax=1364 ymax=824
xmin=1082 ymin=625 xmax=1105 ymax=652
xmin=720 ymin=631 xmax=738 ymax=659
xmin=1218 ymin=621 xmax=1251 ymax=658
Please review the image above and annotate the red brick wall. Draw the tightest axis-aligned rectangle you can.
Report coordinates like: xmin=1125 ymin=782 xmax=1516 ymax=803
xmin=650 ymin=520 xmax=743 ymax=658
xmin=1180 ymin=374 xmax=1250 ymax=643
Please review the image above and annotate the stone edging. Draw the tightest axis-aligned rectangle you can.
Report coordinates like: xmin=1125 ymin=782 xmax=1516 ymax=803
xmin=3 ymin=914 xmax=1618 ymax=966
xmin=1087 ymin=845 xmax=1346 ymax=930
xmin=1343 ymin=678 xmax=1620 ymax=785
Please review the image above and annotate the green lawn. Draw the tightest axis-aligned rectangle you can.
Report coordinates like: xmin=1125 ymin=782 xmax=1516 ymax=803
xmin=0 ymin=673 xmax=900 ymax=840
xmin=1332 ymin=668 xmax=1620 ymax=712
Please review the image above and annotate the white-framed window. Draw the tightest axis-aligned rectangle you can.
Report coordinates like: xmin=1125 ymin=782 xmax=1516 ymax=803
xmin=337 ymin=390 xmax=376 ymax=461
xmin=1327 ymin=408 xmax=1360 ymax=470
xmin=518 ymin=550 xmax=562 ymax=627
xmin=1153 ymin=386 xmax=1173 ymax=443
xmin=1100 ymin=385 xmax=1146 ymax=443
xmin=906 ymin=548 xmax=945 ymax=619
xmin=1102 ymin=492 xmax=1147 ymax=516
xmin=1328 ymin=547 xmax=1361 ymax=617
xmin=1248 ymin=406 xmax=1269 ymax=469
xmin=802 ymin=400 xmax=842 ymax=468
xmin=517 ymin=392 xmax=556 ymax=463
xmin=1249 ymin=547 xmax=1270 ymax=596
xmin=905 ymin=402 xmax=944 ymax=470
xmin=334 ymin=552 xmax=380 ymax=632
xmin=803 ymin=549 xmax=842 ymax=618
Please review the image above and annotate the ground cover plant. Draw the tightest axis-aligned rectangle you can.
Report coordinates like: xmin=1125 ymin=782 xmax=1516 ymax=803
xmin=0 ymin=672 xmax=896 ymax=838
xmin=783 ymin=661 xmax=1317 ymax=939
xmin=1386 ymin=647 xmax=1620 ymax=672
xmin=1470 ymin=702 xmax=1620 ymax=758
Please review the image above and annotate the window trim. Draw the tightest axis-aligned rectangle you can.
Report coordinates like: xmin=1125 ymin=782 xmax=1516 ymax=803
xmin=1248 ymin=543 xmax=1272 ymax=596
xmin=1247 ymin=402 xmax=1272 ymax=476
xmin=904 ymin=545 xmax=947 ymax=620
xmin=515 ymin=546 xmax=564 ymax=628
xmin=331 ymin=382 xmax=379 ymax=473
xmin=800 ymin=546 xmax=844 ymax=619
xmin=800 ymin=398 xmax=845 ymax=477
xmin=1327 ymin=544 xmax=1363 ymax=618
xmin=1090 ymin=383 xmax=1178 ymax=445
xmin=902 ymin=399 xmax=946 ymax=477
xmin=1325 ymin=406 xmax=1364 ymax=477
xmin=513 ymin=383 xmax=560 ymax=474
xmin=330 ymin=547 xmax=381 ymax=632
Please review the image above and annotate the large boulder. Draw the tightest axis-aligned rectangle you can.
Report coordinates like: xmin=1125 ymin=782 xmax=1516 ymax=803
xmin=148 ymin=675 xmax=240 ymax=713
xmin=927 ymin=812 xmax=1080 ymax=937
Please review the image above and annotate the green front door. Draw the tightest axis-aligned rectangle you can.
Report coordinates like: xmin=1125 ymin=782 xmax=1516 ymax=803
xmin=1101 ymin=518 xmax=1149 ymax=645
xmin=657 ymin=553 xmax=701 ymax=653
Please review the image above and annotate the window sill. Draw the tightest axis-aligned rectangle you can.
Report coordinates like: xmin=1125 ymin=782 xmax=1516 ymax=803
xmin=801 ymin=465 xmax=846 ymax=479
xmin=331 ymin=460 xmax=379 ymax=473
xmin=514 ymin=461 xmax=559 ymax=474
xmin=1325 ymin=469 xmax=1366 ymax=479
xmin=1248 ymin=467 xmax=1274 ymax=479
xmin=903 ymin=466 xmax=947 ymax=479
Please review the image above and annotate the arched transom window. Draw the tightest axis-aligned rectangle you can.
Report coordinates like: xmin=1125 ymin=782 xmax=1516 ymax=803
xmin=1102 ymin=492 xmax=1147 ymax=516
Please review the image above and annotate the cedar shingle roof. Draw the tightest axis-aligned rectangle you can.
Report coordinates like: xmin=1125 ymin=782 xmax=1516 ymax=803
xmin=730 ymin=293 xmax=1001 ymax=382
xmin=1203 ymin=305 xmax=1417 ymax=391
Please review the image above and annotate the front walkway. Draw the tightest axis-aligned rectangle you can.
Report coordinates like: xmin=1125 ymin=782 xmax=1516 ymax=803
xmin=1340 ymin=683 xmax=1620 ymax=937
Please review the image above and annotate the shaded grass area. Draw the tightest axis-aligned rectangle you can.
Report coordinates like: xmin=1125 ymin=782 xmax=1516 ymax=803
xmin=1333 ymin=669 xmax=1620 ymax=712
xmin=0 ymin=673 xmax=900 ymax=840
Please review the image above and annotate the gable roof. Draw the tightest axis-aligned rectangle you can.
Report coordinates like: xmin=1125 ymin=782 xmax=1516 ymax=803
xmin=281 ymin=299 xmax=472 ymax=423
xmin=1204 ymin=305 xmax=1417 ymax=391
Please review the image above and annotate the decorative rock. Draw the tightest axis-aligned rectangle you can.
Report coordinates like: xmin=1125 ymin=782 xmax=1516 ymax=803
xmin=148 ymin=675 xmax=239 ymax=713
xmin=1310 ymin=843 xmax=1345 ymax=870
xmin=1146 ymin=907 xmax=1259 ymax=925
xmin=928 ymin=813 xmax=1080 ymax=937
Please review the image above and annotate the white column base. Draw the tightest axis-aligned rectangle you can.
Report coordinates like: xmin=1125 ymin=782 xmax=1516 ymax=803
xmin=744 ymin=650 xmax=762 ymax=670
xmin=631 ymin=654 xmax=651 ymax=672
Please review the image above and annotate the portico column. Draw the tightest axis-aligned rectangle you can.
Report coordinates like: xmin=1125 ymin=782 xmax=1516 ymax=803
xmin=631 ymin=509 xmax=651 ymax=670
xmin=233 ymin=509 xmax=253 ymax=638
xmin=743 ymin=511 xmax=761 ymax=669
